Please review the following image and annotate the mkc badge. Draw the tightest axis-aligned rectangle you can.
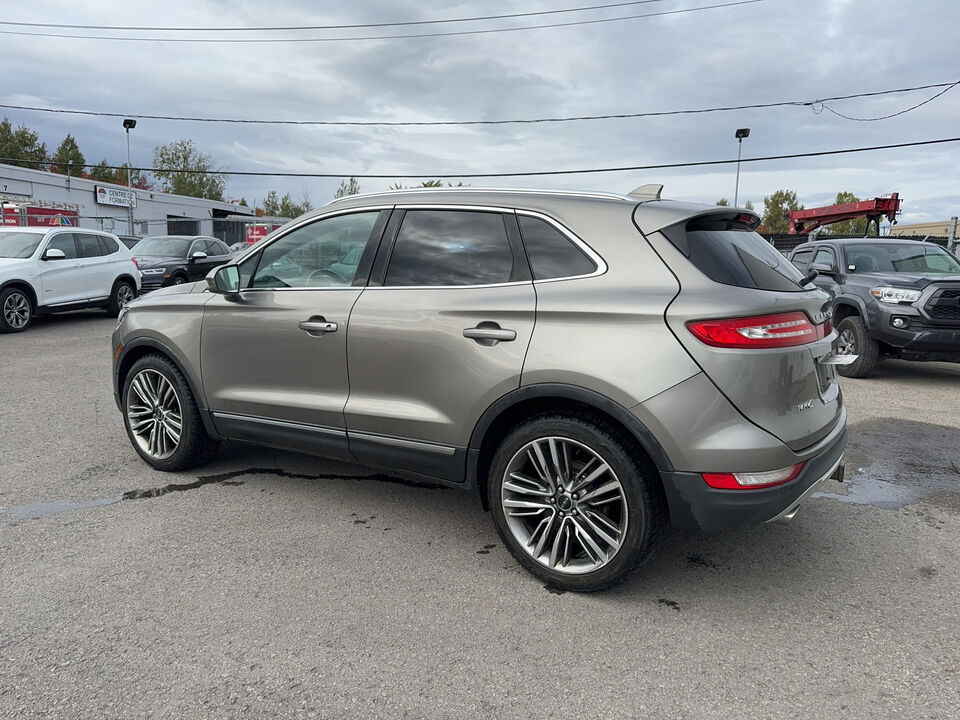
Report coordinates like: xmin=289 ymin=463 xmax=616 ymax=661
xmin=797 ymin=399 xmax=814 ymax=412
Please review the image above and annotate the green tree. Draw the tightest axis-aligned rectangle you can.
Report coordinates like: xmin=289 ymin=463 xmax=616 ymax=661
xmin=745 ymin=200 xmax=756 ymax=212
xmin=761 ymin=189 xmax=803 ymax=234
xmin=48 ymin=133 xmax=85 ymax=175
xmin=0 ymin=117 xmax=47 ymax=170
xmin=261 ymin=189 xmax=312 ymax=218
xmin=823 ymin=191 xmax=867 ymax=236
xmin=716 ymin=198 xmax=730 ymax=206
xmin=152 ymin=139 xmax=225 ymax=200
xmin=334 ymin=177 xmax=360 ymax=199
xmin=389 ymin=179 xmax=466 ymax=189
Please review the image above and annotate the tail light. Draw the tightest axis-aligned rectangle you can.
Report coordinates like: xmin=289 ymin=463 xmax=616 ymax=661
xmin=131 ymin=257 xmax=138 ymax=269
xmin=686 ymin=311 xmax=830 ymax=349
xmin=702 ymin=463 xmax=804 ymax=490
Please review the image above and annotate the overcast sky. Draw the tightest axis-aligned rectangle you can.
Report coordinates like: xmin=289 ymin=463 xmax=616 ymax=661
xmin=2 ymin=0 xmax=959 ymax=224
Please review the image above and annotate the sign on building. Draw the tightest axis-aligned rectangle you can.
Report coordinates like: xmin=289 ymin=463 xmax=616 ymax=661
xmin=95 ymin=185 xmax=137 ymax=208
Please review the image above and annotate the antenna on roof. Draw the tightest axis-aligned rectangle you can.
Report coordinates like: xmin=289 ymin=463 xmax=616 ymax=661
xmin=627 ymin=184 xmax=663 ymax=200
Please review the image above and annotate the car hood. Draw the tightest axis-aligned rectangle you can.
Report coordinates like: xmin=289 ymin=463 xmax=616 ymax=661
xmin=853 ymin=272 xmax=960 ymax=289
xmin=134 ymin=255 xmax=182 ymax=268
xmin=0 ymin=257 xmax=33 ymax=277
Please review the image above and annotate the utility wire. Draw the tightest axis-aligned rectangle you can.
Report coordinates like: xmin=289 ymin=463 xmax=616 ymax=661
xmin=0 ymin=1 xmax=663 ymax=31
xmin=817 ymin=80 xmax=960 ymax=121
xmin=2 ymin=81 xmax=955 ymax=127
xmin=0 ymin=1 xmax=761 ymax=43
xmin=3 ymin=136 xmax=959 ymax=179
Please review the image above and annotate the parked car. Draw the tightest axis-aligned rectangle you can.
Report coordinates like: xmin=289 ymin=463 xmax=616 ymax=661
xmin=117 ymin=235 xmax=142 ymax=249
xmin=789 ymin=238 xmax=960 ymax=377
xmin=112 ymin=187 xmax=847 ymax=591
xmin=133 ymin=235 xmax=233 ymax=291
xmin=0 ymin=227 xmax=140 ymax=332
xmin=228 ymin=241 xmax=250 ymax=254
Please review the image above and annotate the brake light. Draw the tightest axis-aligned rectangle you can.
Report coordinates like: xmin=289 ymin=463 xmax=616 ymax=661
xmin=131 ymin=257 xmax=138 ymax=268
xmin=686 ymin=312 xmax=830 ymax=349
xmin=702 ymin=463 xmax=804 ymax=490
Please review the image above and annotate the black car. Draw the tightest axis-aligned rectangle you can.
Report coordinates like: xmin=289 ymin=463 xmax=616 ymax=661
xmin=789 ymin=238 xmax=960 ymax=377
xmin=134 ymin=235 xmax=233 ymax=290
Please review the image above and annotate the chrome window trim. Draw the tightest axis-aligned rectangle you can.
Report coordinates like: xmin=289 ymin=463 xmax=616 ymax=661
xmin=515 ymin=209 xmax=608 ymax=283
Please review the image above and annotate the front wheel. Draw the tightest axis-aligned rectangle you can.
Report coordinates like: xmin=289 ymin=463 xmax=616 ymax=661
xmin=0 ymin=287 xmax=33 ymax=333
xmin=122 ymin=354 xmax=210 ymax=471
xmin=836 ymin=316 xmax=879 ymax=378
xmin=488 ymin=412 xmax=665 ymax=592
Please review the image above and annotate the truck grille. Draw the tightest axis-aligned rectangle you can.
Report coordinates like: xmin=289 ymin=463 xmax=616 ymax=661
xmin=926 ymin=288 xmax=960 ymax=320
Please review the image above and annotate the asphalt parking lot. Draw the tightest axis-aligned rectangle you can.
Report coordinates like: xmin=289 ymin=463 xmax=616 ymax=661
xmin=2 ymin=311 xmax=959 ymax=719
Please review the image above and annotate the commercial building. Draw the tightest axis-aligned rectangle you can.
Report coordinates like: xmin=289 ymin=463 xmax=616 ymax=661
xmin=0 ymin=161 xmax=254 ymax=243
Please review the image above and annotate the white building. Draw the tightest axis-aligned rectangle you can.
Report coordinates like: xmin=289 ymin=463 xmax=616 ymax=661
xmin=0 ymin=162 xmax=253 ymax=243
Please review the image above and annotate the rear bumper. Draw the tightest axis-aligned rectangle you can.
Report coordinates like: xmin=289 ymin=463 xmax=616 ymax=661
xmin=659 ymin=423 xmax=846 ymax=533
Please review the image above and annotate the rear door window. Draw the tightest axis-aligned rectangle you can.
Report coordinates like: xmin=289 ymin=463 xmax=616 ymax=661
xmin=98 ymin=236 xmax=120 ymax=255
xmin=76 ymin=233 xmax=105 ymax=258
xmin=384 ymin=210 xmax=515 ymax=287
xmin=517 ymin=215 xmax=597 ymax=280
xmin=662 ymin=215 xmax=806 ymax=292
xmin=790 ymin=247 xmax=814 ymax=270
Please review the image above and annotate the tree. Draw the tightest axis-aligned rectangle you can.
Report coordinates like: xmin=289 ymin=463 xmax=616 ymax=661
xmin=87 ymin=158 xmax=154 ymax=189
xmin=745 ymin=200 xmax=755 ymax=212
xmin=152 ymin=139 xmax=225 ymax=200
xmin=761 ymin=189 xmax=803 ymax=234
xmin=260 ymin=189 xmax=312 ymax=218
xmin=716 ymin=198 xmax=730 ymax=206
xmin=48 ymin=134 xmax=85 ymax=175
xmin=823 ymin=191 xmax=868 ymax=237
xmin=389 ymin=179 xmax=466 ymax=189
xmin=334 ymin=177 xmax=360 ymax=199
xmin=0 ymin=117 xmax=47 ymax=170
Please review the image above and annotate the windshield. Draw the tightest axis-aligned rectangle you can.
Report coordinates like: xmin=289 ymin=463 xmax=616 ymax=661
xmin=135 ymin=236 xmax=192 ymax=257
xmin=0 ymin=232 xmax=43 ymax=258
xmin=844 ymin=243 xmax=960 ymax=274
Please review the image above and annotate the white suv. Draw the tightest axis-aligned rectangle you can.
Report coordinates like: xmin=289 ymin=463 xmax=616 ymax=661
xmin=0 ymin=227 xmax=141 ymax=333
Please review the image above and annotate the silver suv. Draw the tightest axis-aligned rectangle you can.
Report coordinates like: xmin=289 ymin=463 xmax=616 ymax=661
xmin=112 ymin=186 xmax=847 ymax=591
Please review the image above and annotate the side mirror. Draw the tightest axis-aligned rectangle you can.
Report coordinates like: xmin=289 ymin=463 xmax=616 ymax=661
xmin=206 ymin=265 xmax=240 ymax=296
xmin=42 ymin=247 xmax=67 ymax=261
xmin=189 ymin=251 xmax=208 ymax=262
xmin=810 ymin=262 xmax=836 ymax=276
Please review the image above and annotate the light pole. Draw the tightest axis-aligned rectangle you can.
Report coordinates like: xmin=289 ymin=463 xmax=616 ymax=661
xmin=123 ymin=118 xmax=137 ymax=234
xmin=734 ymin=127 xmax=750 ymax=207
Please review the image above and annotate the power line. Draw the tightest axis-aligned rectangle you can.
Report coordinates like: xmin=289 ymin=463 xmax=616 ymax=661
xmin=0 ymin=1 xmax=761 ymax=43
xmin=3 ymin=136 xmax=959 ymax=179
xmin=2 ymin=81 xmax=955 ymax=128
xmin=0 ymin=1 xmax=663 ymax=31
xmin=818 ymin=80 xmax=960 ymax=122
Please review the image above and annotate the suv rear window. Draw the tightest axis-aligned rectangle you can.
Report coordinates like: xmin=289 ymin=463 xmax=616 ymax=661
xmin=662 ymin=215 xmax=806 ymax=292
xmin=517 ymin=215 xmax=596 ymax=280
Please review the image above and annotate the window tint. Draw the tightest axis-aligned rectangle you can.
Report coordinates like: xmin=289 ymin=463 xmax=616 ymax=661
xmin=45 ymin=234 xmax=78 ymax=259
xmin=77 ymin=233 xmax=105 ymax=258
xmin=252 ymin=212 xmax=378 ymax=289
xmin=518 ymin=215 xmax=596 ymax=280
xmin=98 ymin=236 xmax=120 ymax=255
xmin=385 ymin=210 xmax=514 ymax=287
xmin=214 ymin=241 xmax=231 ymax=255
xmin=188 ymin=240 xmax=206 ymax=257
xmin=790 ymin=248 xmax=814 ymax=270
xmin=203 ymin=240 xmax=221 ymax=255
xmin=843 ymin=243 xmax=960 ymax=274
xmin=812 ymin=247 xmax=836 ymax=268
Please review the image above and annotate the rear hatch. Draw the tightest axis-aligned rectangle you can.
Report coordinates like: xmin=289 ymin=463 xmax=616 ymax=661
xmin=638 ymin=208 xmax=841 ymax=452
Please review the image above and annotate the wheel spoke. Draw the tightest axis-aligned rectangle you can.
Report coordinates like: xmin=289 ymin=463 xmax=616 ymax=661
xmin=571 ymin=462 xmax=610 ymax=494
xmin=505 ymin=472 xmax=550 ymax=496
xmin=571 ymin=518 xmax=606 ymax=564
xmin=578 ymin=479 xmax=620 ymax=503
xmin=528 ymin=442 xmax=556 ymax=492
xmin=577 ymin=510 xmax=621 ymax=551
xmin=529 ymin=511 xmax=557 ymax=558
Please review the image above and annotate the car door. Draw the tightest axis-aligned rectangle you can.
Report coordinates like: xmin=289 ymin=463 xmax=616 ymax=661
xmin=200 ymin=209 xmax=388 ymax=460
xmin=75 ymin=232 xmax=114 ymax=300
xmin=34 ymin=232 xmax=85 ymax=305
xmin=185 ymin=239 xmax=213 ymax=282
xmin=344 ymin=207 xmax=536 ymax=481
xmin=810 ymin=246 xmax=840 ymax=297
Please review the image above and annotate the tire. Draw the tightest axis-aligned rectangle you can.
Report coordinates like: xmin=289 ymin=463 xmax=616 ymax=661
xmin=488 ymin=411 xmax=666 ymax=592
xmin=106 ymin=279 xmax=136 ymax=317
xmin=836 ymin=316 xmax=879 ymax=378
xmin=171 ymin=274 xmax=187 ymax=286
xmin=122 ymin=354 xmax=210 ymax=471
xmin=0 ymin=286 xmax=33 ymax=333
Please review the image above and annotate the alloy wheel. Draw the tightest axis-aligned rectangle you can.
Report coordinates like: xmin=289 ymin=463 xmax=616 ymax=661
xmin=838 ymin=328 xmax=856 ymax=355
xmin=501 ymin=436 xmax=628 ymax=575
xmin=116 ymin=284 xmax=135 ymax=306
xmin=126 ymin=369 xmax=183 ymax=460
xmin=3 ymin=292 xmax=30 ymax=329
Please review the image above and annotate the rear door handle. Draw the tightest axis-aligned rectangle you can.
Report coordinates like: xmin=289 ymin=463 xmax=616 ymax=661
xmin=299 ymin=318 xmax=338 ymax=336
xmin=463 ymin=323 xmax=517 ymax=345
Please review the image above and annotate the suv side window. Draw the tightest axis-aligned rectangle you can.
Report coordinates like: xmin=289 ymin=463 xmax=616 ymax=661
xmin=384 ymin=210 xmax=514 ymax=287
xmin=188 ymin=239 xmax=206 ymax=257
xmin=517 ymin=215 xmax=596 ymax=280
xmin=812 ymin=247 xmax=837 ymax=269
xmin=76 ymin=233 xmax=105 ymax=258
xmin=790 ymin=247 xmax=814 ymax=270
xmin=46 ymin=233 xmax=79 ymax=259
xmin=251 ymin=212 xmax=379 ymax=289
xmin=98 ymin=236 xmax=120 ymax=255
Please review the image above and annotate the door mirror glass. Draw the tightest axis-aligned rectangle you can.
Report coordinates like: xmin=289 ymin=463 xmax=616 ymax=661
xmin=207 ymin=265 xmax=240 ymax=294
xmin=42 ymin=247 xmax=67 ymax=260
xmin=190 ymin=251 xmax=208 ymax=261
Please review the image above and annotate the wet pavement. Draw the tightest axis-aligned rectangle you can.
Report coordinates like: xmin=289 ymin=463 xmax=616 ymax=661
xmin=1 ymin=314 xmax=959 ymax=719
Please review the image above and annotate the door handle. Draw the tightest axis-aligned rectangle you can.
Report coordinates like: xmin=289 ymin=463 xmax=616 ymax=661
xmin=299 ymin=318 xmax=338 ymax=336
xmin=463 ymin=323 xmax=517 ymax=345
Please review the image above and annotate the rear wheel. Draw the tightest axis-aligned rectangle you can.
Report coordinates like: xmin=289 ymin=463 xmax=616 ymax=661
xmin=122 ymin=354 xmax=209 ymax=471
xmin=836 ymin=316 xmax=879 ymax=378
xmin=106 ymin=280 xmax=136 ymax=317
xmin=488 ymin=412 xmax=665 ymax=592
xmin=0 ymin=287 xmax=33 ymax=333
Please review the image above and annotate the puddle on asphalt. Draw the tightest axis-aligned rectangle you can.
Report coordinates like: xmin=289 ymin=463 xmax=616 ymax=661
xmin=1 ymin=466 xmax=443 ymax=526
xmin=813 ymin=418 xmax=960 ymax=511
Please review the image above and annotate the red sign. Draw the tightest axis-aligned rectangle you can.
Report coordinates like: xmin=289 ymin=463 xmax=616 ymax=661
xmin=245 ymin=223 xmax=283 ymax=244
xmin=0 ymin=205 xmax=79 ymax=227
